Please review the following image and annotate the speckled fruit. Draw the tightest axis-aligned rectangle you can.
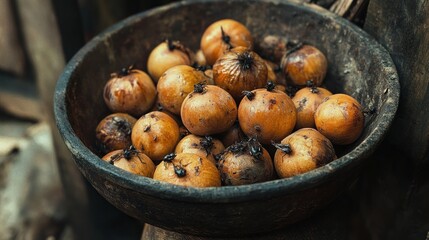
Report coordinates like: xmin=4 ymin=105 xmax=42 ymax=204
xmin=292 ymin=86 xmax=333 ymax=129
xmin=102 ymin=148 xmax=155 ymax=178
xmin=314 ymin=94 xmax=364 ymax=145
xmin=217 ymin=139 xmax=273 ymax=186
xmin=273 ymin=128 xmax=336 ymax=178
xmin=157 ymin=65 xmax=213 ymax=115
xmin=200 ymin=19 xmax=253 ymax=66
xmin=153 ymin=153 xmax=221 ymax=187
xmin=131 ymin=111 xmax=180 ymax=162
xmin=95 ymin=113 xmax=137 ymax=154
xmin=238 ymin=83 xmax=296 ymax=144
xmin=181 ymin=84 xmax=237 ymax=136
xmin=175 ymin=134 xmax=225 ymax=164
xmin=147 ymin=40 xmax=192 ymax=82
xmin=103 ymin=68 xmax=156 ymax=117
xmin=281 ymin=44 xmax=327 ymax=87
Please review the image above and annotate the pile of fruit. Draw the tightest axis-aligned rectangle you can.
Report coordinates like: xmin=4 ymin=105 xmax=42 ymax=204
xmin=95 ymin=19 xmax=365 ymax=188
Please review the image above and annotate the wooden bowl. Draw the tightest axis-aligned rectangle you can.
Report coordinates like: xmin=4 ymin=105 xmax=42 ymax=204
xmin=54 ymin=0 xmax=399 ymax=237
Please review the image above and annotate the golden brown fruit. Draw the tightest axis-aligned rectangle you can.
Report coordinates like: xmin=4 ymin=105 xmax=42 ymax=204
xmin=153 ymin=153 xmax=221 ymax=187
xmin=131 ymin=111 xmax=180 ymax=162
xmin=238 ymin=82 xmax=296 ymax=144
xmin=219 ymin=121 xmax=246 ymax=148
xmin=175 ymin=134 xmax=225 ymax=164
xmin=314 ymin=94 xmax=364 ymax=145
xmin=102 ymin=147 xmax=155 ymax=178
xmin=147 ymin=40 xmax=192 ymax=82
xmin=200 ymin=19 xmax=253 ymax=66
xmin=157 ymin=65 xmax=213 ymax=115
xmin=217 ymin=139 xmax=274 ymax=186
xmin=213 ymin=46 xmax=268 ymax=101
xmin=292 ymin=86 xmax=333 ymax=129
xmin=273 ymin=128 xmax=336 ymax=178
xmin=281 ymin=44 xmax=328 ymax=87
xmin=95 ymin=113 xmax=137 ymax=154
xmin=103 ymin=67 xmax=156 ymax=117
xmin=181 ymin=84 xmax=237 ymax=136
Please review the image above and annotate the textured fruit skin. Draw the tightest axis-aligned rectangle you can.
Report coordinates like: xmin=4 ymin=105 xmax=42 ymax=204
xmin=314 ymin=94 xmax=364 ymax=145
xmin=281 ymin=45 xmax=328 ymax=87
xmin=153 ymin=153 xmax=221 ymax=187
xmin=157 ymin=65 xmax=213 ymax=115
xmin=292 ymin=87 xmax=333 ymax=129
xmin=95 ymin=113 xmax=137 ymax=154
xmin=147 ymin=41 xmax=192 ymax=82
xmin=238 ymin=88 xmax=296 ymax=144
xmin=274 ymin=128 xmax=336 ymax=178
xmin=213 ymin=47 xmax=268 ymax=101
xmin=200 ymin=19 xmax=253 ymax=66
xmin=181 ymin=85 xmax=237 ymax=136
xmin=217 ymin=142 xmax=273 ymax=186
xmin=102 ymin=149 xmax=155 ymax=178
xmin=175 ymin=134 xmax=225 ymax=164
xmin=131 ymin=111 xmax=180 ymax=162
xmin=103 ymin=69 xmax=156 ymax=117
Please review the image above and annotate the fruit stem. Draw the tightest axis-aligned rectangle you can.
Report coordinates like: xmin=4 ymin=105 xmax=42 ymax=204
xmin=238 ymin=51 xmax=254 ymax=70
xmin=266 ymin=81 xmax=276 ymax=91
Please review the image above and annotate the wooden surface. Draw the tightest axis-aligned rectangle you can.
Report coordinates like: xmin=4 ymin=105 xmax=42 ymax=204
xmin=363 ymin=0 xmax=429 ymax=239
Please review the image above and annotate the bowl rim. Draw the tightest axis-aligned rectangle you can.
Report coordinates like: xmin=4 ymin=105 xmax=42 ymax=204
xmin=54 ymin=0 xmax=400 ymax=203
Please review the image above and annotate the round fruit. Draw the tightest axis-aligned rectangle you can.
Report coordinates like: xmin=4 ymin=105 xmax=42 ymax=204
xmin=102 ymin=146 xmax=155 ymax=177
xmin=314 ymin=94 xmax=364 ymax=145
xmin=175 ymin=134 xmax=225 ymax=164
xmin=131 ymin=111 xmax=180 ymax=162
xmin=238 ymin=82 xmax=296 ymax=144
xmin=273 ymin=128 xmax=336 ymax=178
xmin=281 ymin=44 xmax=328 ymax=87
xmin=103 ymin=66 xmax=156 ymax=117
xmin=213 ymin=46 xmax=268 ymax=100
xmin=157 ymin=65 xmax=213 ymax=115
xmin=95 ymin=113 xmax=137 ymax=154
xmin=147 ymin=40 xmax=192 ymax=82
xmin=200 ymin=19 xmax=253 ymax=65
xmin=219 ymin=121 xmax=246 ymax=148
xmin=181 ymin=83 xmax=237 ymax=136
xmin=217 ymin=138 xmax=273 ymax=186
xmin=153 ymin=153 xmax=221 ymax=187
xmin=292 ymin=85 xmax=333 ymax=129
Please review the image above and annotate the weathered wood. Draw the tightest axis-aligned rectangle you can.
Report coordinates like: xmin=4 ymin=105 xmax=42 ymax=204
xmin=14 ymin=0 xmax=90 ymax=239
xmin=362 ymin=1 xmax=429 ymax=239
xmin=0 ymin=0 xmax=26 ymax=76
xmin=365 ymin=0 xmax=429 ymax=164
xmin=0 ymin=75 xmax=43 ymax=121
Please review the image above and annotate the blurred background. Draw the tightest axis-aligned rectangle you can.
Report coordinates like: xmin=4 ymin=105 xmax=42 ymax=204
xmin=1 ymin=0 xmax=428 ymax=240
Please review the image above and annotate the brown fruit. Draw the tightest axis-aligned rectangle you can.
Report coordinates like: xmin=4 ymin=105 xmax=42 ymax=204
xmin=314 ymin=94 xmax=364 ymax=145
xmin=131 ymin=111 xmax=180 ymax=162
xmin=217 ymin=139 xmax=274 ymax=186
xmin=200 ymin=19 xmax=253 ymax=65
xmin=95 ymin=113 xmax=137 ymax=154
xmin=281 ymin=44 xmax=328 ymax=87
xmin=103 ymin=67 xmax=156 ymax=117
xmin=157 ymin=65 xmax=213 ymax=115
xmin=147 ymin=40 xmax=192 ymax=82
xmin=273 ymin=128 xmax=336 ymax=178
xmin=255 ymin=35 xmax=288 ymax=63
xmin=219 ymin=121 xmax=246 ymax=148
xmin=153 ymin=153 xmax=221 ymax=187
xmin=238 ymin=82 xmax=296 ymax=144
xmin=213 ymin=46 xmax=268 ymax=101
xmin=102 ymin=147 xmax=155 ymax=177
xmin=175 ymin=134 xmax=224 ymax=164
xmin=181 ymin=84 xmax=237 ymax=136
xmin=292 ymin=86 xmax=333 ymax=129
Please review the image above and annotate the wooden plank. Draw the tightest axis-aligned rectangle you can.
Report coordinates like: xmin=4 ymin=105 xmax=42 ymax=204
xmin=0 ymin=0 xmax=26 ymax=76
xmin=362 ymin=1 xmax=429 ymax=239
xmin=365 ymin=0 xmax=429 ymax=164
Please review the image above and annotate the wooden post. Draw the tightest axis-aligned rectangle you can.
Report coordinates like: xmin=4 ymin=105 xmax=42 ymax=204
xmin=362 ymin=1 xmax=429 ymax=239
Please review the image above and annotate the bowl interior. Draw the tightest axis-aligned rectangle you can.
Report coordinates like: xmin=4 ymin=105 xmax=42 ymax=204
xmin=55 ymin=0 xmax=399 ymax=236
